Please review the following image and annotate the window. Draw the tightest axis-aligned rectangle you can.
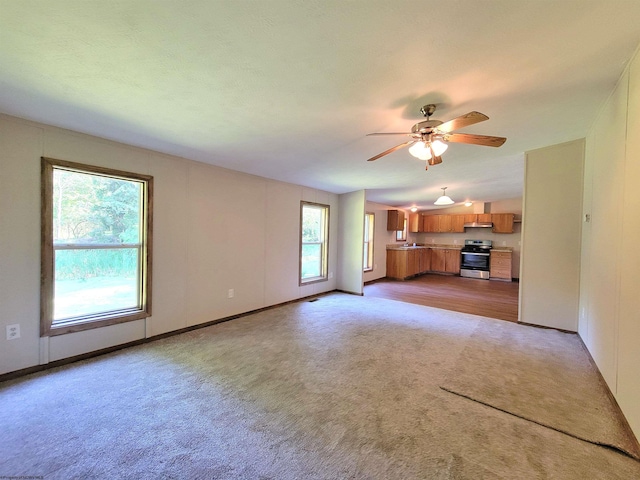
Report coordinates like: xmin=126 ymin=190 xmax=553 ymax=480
xmin=396 ymin=217 xmax=408 ymax=242
xmin=41 ymin=157 xmax=153 ymax=336
xmin=364 ymin=213 xmax=374 ymax=271
xmin=300 ymin=202 xmax=329 ymax=284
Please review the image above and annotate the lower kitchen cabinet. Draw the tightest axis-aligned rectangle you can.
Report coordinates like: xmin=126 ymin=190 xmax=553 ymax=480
xmin=386 ymin=248 xmax=430 ymax=279
xmin=387 ymin=247 xmax=460 ymax=279
xmin=490 ymin=250 xmax=512 ymax=281
xmin=430 ymin=248 xmax=446 ymax=272
xmin=444 ymin=249 xmax=461 ymax=273
xmin=431 ymin=248 xmax=460 ymax=274
xmin=419 ymin=247 xmax=431 ymax=272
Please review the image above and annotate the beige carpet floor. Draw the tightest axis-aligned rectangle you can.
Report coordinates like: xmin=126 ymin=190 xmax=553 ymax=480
xmin=1 ymin=293 xmax=639 ymax=479
xmin=439 ymin=319 xmax=640 ymax=460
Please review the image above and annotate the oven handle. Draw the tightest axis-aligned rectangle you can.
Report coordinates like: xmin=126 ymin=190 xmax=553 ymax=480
xmin=461 ymin=252 xmax=490 ymax=256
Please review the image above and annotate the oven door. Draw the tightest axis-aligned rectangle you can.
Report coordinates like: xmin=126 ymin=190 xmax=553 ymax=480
xmin=460 ymin=251 xmax=490 ymax=271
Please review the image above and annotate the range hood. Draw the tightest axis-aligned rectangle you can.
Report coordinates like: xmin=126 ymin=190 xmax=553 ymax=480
xmin=464 ymin=202 xmax=492 ymax=228
xmin=463 ymin=221 xmax=493 ymax=228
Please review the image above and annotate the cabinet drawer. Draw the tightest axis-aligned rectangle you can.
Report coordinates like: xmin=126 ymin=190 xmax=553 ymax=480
xmin=491 ymin=258 xmax=511 ymax=267
xmin=491 ymin=251 xmax=511 ymax=259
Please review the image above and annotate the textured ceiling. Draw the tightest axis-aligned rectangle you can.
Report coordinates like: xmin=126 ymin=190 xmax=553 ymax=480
xmin=2 ymin=1 xmax=640 ymax=209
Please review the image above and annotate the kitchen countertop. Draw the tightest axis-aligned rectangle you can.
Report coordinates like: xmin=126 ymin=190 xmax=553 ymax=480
xmin=387 ymin=244 xmax=512 ymax=252
xmin=387 ymin=244 xmax=462 ymax=251
xmin=491 ymin=247 xmax=514 ymax=252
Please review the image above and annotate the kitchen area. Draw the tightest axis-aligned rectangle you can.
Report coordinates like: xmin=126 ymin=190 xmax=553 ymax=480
xmin=362 ymin=199 xmax=522 ymax=322
xmin=364 ymin=198 xmax=522 ymax=286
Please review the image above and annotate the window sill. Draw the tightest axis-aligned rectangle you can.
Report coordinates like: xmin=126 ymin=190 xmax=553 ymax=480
xmin=43 ymin=310 xmax=150 ymax=337
xmin=299 ymin=276 xmax=328 ymax=286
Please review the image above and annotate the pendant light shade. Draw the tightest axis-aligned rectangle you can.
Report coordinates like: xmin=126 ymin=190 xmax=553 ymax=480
xmin=434 ymin=187 xmax=454 ymax=206
xmin=409 ymin=140 xmax=448 ymax=160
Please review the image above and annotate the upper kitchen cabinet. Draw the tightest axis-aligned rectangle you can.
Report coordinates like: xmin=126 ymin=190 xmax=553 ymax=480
xmin=422 ymin=214 xmax=465 ymax=233
xmin=387 ymin=209 xmax=405 ymax=231
xmin=491 ymin=213 xmax=515 ymax=233
xmin=450 ymin=215 xmax=465 ymax=233
xmin=409 ymin=213 xmax=423 ymax=233
xmin=478 ymin=213 xmax=492 ymax=223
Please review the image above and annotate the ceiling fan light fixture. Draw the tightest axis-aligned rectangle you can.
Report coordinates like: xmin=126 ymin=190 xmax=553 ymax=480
xmin=434 ymin=187 xmax=455 ymax=206
xmin=408 ymin=140 xmax=448 ymax=160
xmin=410 ymin=206 xmax=418 ymax=212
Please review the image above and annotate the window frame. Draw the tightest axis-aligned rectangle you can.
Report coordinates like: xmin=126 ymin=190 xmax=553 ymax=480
xmin=299 ymin=201 xmax=330 ymax=285
xmin=364 ymin=212 xmax=375 ymax=272
xmin=396 ymin=216 xmax=408 ymax=242
xmin=41 ymin=157 xmax=153 ymax=337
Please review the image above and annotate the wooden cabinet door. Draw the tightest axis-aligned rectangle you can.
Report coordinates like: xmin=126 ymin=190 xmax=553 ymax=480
xmin=451 ymin=215 xmax=465 ymax=233
xmin=387 ymin=210 xmax=405 ymax=230
xmin=386 ymin=250 xmax=405 ymax=279
xmin=477 ymin=213 xmax=492 ymax=223
xmin=423 ymin=215 xmax=438 ymax=233
xmin=445 ymin=249 xmax=461 ymax=274
xmin=408 ymin=213 xmax=421 ymax=233
xmin=438 ymin=215 xmax=451 ymax=233
xmin=463 ymin=214 xmax=477 ymax=224
xmin=407 ymin=249 xmax=419 ymax=276
xmin=431 ymin=248 xmax=446 ymax=272
xmin=419 ymin=248 xmax=431 ymax=273
xmin=491 ymin=213 xmax=514 ymax=233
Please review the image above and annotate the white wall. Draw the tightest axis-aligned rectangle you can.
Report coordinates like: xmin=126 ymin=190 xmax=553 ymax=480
xmin=519 ymin=140 xmax=584 ymax=331
xmin=337 ymin=190 xmax=365 ymax=294
xmin=580 ymin=46 xmax=640 ymax=438
xmin=0 ymin=114 xmax=338 ymax=375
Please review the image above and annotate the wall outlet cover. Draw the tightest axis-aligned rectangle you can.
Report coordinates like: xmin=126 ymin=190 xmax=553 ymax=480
xmin=6 ymin=324 xmax=20 ymax=340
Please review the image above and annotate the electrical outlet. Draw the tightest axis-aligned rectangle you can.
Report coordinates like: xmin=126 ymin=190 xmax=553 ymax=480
xmin=227 ymin=289 xmax=234 ymax=299
xmin=502 ymin=241 xmax=507 ymax=246
xmin=374 ymin=264 xmax=378 ymax=269
xmin=329 ymin=272 xmax=334 ymax=279
xmin=6 ymin=324 xmax=20 ymax=340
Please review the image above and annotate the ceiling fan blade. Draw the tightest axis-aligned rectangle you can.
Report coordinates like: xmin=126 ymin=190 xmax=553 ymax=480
xmin=436 ymin=111 xmax=489 ymax=133
xmin=366 ymin=132 xmax=414 ymax=136
xmin=366 ymin=141 xmax=415 ymax=161
xmin=443 ymin=133 xmax=507 ymax=147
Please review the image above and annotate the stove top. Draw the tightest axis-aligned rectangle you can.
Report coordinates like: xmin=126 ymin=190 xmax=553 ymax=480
xmin=461 ymin=239 xmax=492 ymax=252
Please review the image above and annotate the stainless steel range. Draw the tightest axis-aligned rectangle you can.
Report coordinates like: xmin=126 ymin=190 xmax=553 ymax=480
xmin=460 ymin=239 xmax=492 ymax=279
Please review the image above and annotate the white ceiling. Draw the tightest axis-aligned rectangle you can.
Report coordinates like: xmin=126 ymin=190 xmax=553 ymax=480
xmin=2 ymin=1 xmax=640 ymax=209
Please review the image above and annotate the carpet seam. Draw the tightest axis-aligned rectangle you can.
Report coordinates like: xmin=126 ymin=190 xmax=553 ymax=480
xmin=439 ymin=385 xmax=640 ymax=462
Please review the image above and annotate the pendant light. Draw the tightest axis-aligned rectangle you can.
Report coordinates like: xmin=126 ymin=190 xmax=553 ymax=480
xmin=434 ymin=187 xmax=454 ymax=205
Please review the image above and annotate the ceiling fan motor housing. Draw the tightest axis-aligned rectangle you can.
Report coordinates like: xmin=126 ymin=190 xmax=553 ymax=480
xmin=411 ymin=120 xmax=443 ymax=134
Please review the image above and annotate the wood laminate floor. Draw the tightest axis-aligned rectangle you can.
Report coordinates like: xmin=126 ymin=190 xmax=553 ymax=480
xmin=364 ymin=274 xmax=520 ymax=322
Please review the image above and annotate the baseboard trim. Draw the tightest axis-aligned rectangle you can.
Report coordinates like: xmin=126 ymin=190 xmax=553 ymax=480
xmin=0 ymin=290 xmax=338 ymax=383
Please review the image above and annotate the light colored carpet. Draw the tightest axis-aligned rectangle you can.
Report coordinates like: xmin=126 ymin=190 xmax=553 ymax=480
xmin=439 ymin=319 xmax=640 ymax=461
xmin=1 ymin=293 xmax=639 ymax=479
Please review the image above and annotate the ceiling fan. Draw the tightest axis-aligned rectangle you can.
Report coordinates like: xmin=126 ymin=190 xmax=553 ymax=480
xmin=366 ymin=104 xmax=506 ymax=169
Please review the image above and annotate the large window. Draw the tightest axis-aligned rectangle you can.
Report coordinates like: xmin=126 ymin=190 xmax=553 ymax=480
xmin=41 ymin=157 xmax=153 ymax=336
xmin=300 ymin=202 xmax=329 ymax=284
xmin=364 ymin=213 xmax=374 ymax=271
